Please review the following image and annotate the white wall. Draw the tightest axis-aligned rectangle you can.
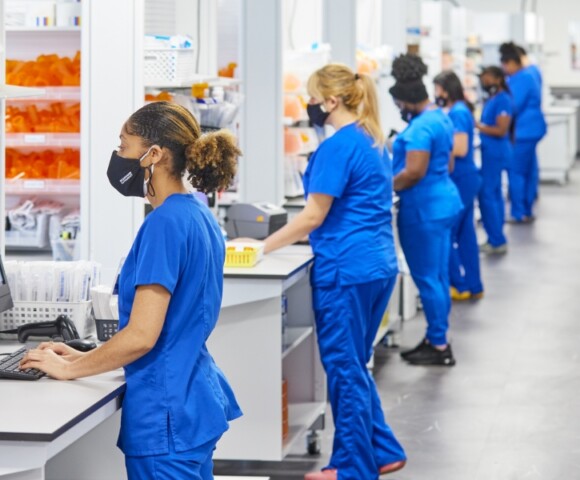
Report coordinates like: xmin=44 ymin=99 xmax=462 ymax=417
xmin=283 ymin=0 xmax=323 ymax=52
xmin=537 ymin=0 xmax=580 ymax=87
xmin=461 ymin=0 xmax=580 ymax=87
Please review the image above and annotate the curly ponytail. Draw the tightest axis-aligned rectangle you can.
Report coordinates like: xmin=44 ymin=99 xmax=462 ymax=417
xmin=186 ymin=131 xmax=241 ymax=194
xmin=125 ymin=101 xmax=241 ymax=194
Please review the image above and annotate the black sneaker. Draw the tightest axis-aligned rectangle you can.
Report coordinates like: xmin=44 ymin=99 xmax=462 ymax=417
xmin=400 ymin=339 xmax=430 ymax=360
xmin=404 ymin=343 xmax=456 ymax=367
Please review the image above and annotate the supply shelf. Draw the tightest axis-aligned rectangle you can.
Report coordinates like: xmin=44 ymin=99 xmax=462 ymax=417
xmin=5 ymin=133 xmax=80 ymax=148
xmin=6 ymin=86 xmax=81 ymax=101
xmin=4 ymin=178 xmax=80 ymax=196
xmin=282 ymin=326 xmax=314 ymax=360
xmin=0 ymin=85 xmax=45 ymax=99
xmin=6 ymin=26 xmax=81 ymax=33
xmin=282 ymin=401 xmax=327 ymax=457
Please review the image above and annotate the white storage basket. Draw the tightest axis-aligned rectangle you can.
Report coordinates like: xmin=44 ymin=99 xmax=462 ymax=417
xmin=144 ymin=48 xmax=196 ymax=87
xmin=0 ymin=301 xmax=94 ymax=338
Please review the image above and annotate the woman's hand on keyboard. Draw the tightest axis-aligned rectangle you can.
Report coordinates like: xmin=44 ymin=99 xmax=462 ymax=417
xmin=19 ymin=348 xmax=72 ymax=380
xmin=37 ymin=342 xmax=85 ymax=362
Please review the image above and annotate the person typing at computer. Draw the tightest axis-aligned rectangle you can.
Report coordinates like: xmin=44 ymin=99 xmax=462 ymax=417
xmin=20 ymin=101 xmax=242 ymax=480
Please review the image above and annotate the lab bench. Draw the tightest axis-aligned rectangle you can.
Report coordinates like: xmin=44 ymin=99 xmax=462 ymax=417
xmin=211 ymin=245 xmax=326 ymax=460
xmin=0 ymin=343 xmax=126 ymax=480
xmin=0 ymin=246 xmax=324 ymax=478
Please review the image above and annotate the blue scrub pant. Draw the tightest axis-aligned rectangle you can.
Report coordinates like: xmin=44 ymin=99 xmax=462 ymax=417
xmin=509 ymin=139 xmax=540 ymax=220
xmin=313 ymin=276 xmax=406 ymax=480
xmin=479 ymin=147 xmax=510 ymax=247
xmin=449 ymin=173 xmax=483 ymax=294
xmin=398 ymin=216 xmax=456 ymax=346
xmin=125 ymin=434 xmax=219 ymax=480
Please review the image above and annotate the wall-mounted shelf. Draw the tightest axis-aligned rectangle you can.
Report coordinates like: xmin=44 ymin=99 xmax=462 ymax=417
xmin=0 ymin=85 xmax=45 ymax=99
xmin=6 ymin=87 xmax=81 ymax=102
xmin=6 ymin=26 xmax=81 ymax=33
xmin=5 ymin=133 xmax=80 ymax=148
xmin=146 ymin=75 xmax=242 ymax=90
xmin=4 ymin=179 xmax=80 ymax=196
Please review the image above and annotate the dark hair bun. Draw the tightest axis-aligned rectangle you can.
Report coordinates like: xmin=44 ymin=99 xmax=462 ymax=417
xmin=391 ymin=54 xmax=428 ymax=82
xmin=499 ymin=42 xmax=519 ymax=56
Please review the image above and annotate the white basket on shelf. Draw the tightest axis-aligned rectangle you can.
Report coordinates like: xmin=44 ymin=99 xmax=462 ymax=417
xmin=0 ymin=301 xmax=94 ymax=338
xmin=144 ymin=48 xmax=196 ymax=87
xmin=5 ymin=213 xmax=50 ymax=250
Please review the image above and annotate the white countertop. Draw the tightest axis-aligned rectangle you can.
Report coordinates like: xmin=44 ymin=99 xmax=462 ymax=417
xmin=224 ymin=245 xmax=313 ymax=280
xmin=0 ymin=343 xmax=125 ymax=442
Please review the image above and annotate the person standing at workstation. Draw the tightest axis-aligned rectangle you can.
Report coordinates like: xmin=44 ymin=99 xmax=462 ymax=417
xmin=255 ymin=64 xmax=407 ymax=480
xmin=389 ymin=54 xmax=462 ymax=366
xmin=476 ymin=66 xmax=514 ymax=254
xmin=512 ymin=43 xmax=543 ymax=92
xmin=500 ymin=42 xmax=547 ymax=223
xmin=433 ymin=70 xmax=483 ymax=301
xmin=21 ymin=101 xmax=242 ymax=480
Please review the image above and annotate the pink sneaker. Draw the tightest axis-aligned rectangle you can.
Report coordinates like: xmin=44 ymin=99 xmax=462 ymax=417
xmin=304 ymin=469 xmax=338 ymax=480
xmin=379 ymin=460 xmax=406 ymax=475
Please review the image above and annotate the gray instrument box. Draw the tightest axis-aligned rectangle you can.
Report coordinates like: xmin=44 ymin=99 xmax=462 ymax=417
xmin=225 ymin=203 xmax=288 ymax=240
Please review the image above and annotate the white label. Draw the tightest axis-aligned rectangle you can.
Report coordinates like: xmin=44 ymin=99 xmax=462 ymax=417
xmin=23 ymin=180 xmax=45 ymax=190
xmin=24 ymin=134 xmax=46 ymax=144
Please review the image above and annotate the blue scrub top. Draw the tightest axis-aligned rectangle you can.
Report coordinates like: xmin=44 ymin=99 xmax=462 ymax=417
xmin=448 ymin=101 xmax=477 ymax=179
xmin=481 ymin=91 xmax=514 ymax=152
xmin=507 ymin=68 xmax=547 ymax=141
xmin=392 ymin=108 xmax=463 ymax=226
xmin=303 ymin=122 xmax=398 ymax=287
xmin=117 ymin=193 xmax=242 ymax=457
xmin=525 ymin=64 xmax=543 ymax=92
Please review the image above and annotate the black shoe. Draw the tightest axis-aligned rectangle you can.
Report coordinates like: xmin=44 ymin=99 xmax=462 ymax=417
xmin=400 ymin=339 xmax=429 ymax=360
xmin=404 ymin=343 xmax=456 ymax=366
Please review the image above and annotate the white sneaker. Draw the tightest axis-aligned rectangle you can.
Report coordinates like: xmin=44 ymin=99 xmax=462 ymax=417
xmin=479 ymin=242 xmax=508 ymax=255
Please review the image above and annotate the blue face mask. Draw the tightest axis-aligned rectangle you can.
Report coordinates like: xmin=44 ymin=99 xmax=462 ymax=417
xmin=307 ymin=103 xmax=330 ymax=127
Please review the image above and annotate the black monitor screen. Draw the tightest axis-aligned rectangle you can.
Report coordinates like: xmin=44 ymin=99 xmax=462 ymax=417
xmin=0 ymin=255 xmax=14 ymax=314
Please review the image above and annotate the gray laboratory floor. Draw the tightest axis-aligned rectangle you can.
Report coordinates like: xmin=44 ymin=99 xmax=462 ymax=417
xmin=215 ymin=163 xmax=580 ymax=480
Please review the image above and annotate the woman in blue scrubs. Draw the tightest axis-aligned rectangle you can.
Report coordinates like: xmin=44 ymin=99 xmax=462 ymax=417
xmin=389 ymin=55 xmax=462 ymax=366
xmin=476 ymin=66 xmax=514 ymax=254
xmin=260 ymin=64 xmax=406 ymax=480
xmin=21 ymin=102 xmax=242 ymax=480
xmin=433 ymin=71 xmax=483 ymax=301
xmin=500 ymin=43 xmax=547 ymax=222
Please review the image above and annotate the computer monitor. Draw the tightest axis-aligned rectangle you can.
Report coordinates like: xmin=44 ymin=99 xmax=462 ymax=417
xmin=0 ymin=254 xmax=14 ymax=314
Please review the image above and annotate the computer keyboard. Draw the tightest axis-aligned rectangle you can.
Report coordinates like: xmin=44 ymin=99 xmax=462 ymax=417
xmin=0 ymin=346 xmax=46 ymax=380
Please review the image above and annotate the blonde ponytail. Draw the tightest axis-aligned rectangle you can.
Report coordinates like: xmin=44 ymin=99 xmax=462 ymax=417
xmin=307 ymin=64 xmax=385 ymax=147
xmin=356 ymin=74 xmax=385 ymax=146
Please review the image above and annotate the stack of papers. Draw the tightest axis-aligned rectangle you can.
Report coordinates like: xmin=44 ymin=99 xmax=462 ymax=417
xmin=90 ymin=286 xmax=118 ymax=321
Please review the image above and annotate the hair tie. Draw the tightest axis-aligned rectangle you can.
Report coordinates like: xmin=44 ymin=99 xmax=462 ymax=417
xmin=354 ymin=73 xmax=360 ymax=80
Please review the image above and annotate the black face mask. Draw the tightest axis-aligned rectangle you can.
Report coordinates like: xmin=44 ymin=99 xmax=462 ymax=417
xmin=307 ymin=103 xmax=330 ymax=127
xmin=107 ymin=147 xmax=155 ymax=198
xmin=482 ymin=84 xmax=499 ymax=97
xmin=435 ymin=96 xmax=448 ymax=108
xmin=400 ymin=107 xmax=418 ymax=123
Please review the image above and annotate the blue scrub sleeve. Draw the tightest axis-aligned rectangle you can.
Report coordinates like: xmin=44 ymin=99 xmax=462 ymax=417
xmin=494 ymin=94 xmax=513 ymax=119
xmin=133 ymin=214 xmax=184 ymax=294
xmin=308 ymin=141 xmax=351 ymax=198
xmin=449 ymin=109 xmax=471 ymax=135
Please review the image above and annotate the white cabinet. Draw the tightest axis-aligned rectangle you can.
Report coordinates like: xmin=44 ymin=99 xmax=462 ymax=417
xmin=538 ymin=106 xmax=577 ymax=184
